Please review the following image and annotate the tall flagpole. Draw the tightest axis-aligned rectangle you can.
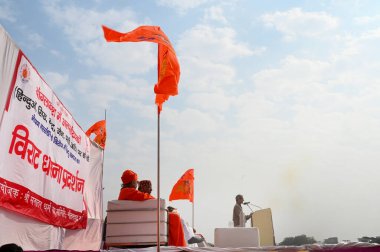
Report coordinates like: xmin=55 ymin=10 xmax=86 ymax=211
xmin=157 ymin=106 xmax=161 ymax=252
xmin=192 ymin=202 xmax=194 ymax=229
xmin=102 ymin=109 xmax=106 ymax=216
xmin=192 ymin=169 xmax=195 ymax=229
xmin=100 ymin=110 xmax=106 ymax=249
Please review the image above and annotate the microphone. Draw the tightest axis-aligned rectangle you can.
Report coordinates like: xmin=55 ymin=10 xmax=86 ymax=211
xmin=243 ymin=202 xmax=263 ymax=209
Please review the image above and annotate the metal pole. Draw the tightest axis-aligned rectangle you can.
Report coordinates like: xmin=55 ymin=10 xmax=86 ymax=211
xmin=157 ymin=107 xmax=161 ymax=252
xmin=100 ymin=110 xmax=106 ymax=249
xmin=192 ymin=202 xmax=194 ymax=229
xmin=192 ymin=169 xmax=195 ymax=228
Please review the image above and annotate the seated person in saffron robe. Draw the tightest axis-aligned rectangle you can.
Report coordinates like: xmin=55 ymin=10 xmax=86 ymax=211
xmin=104 ymin=170 xmax=154 ymax=245
xmin=167 ymin=206 xmax=205 ymax=247
xmin=118 ymin=170 xmax=154 ymax=201
xmin=167 ymin=206 xmax=186 ymax=246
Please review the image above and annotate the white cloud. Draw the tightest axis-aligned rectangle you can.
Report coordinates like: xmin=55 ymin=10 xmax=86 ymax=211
xmin=58 ymin=89 xmax=74 ymax=101
xmin=261 ymin=8 xmax=339 ymax=41
xmin=27 ymin=32 xmax=44 ymax=48
xmin=177 ymin=24 xmax=256 ymax=92
xmin=42 ymin=2 xmax=157 ymax=77
xmin=252 ymin=55 xmax=331 ymax=102
xmin=203 ymin=6 xmax=228 ymax=24
xmin=180 ymin=57 xmax=236 ymax=92
xmin=156 ymin=0 xmax=210 ymax=14
xmin=164 ymin=108 xmax=219 ymax=134
xmin=187 ymin=92 xmax=234 ymax=112
xmin=354 ymin=15 xmax=380 ymax=25
xmin=0 ymin=0 xmax=16 ymax=22
xmin=42 ymin=71 xmax=69 ymax=88
xmin=178 ymin=24 xmax=253 ymax=63
xmin=75 ymin=74 xmax=152 ymax=109
xmin=49 ymin=49 xmax=65 ymax=59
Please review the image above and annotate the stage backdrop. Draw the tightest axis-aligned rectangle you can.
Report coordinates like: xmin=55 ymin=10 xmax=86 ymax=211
xmin=0 ymin=25 xmax=103 ymax=250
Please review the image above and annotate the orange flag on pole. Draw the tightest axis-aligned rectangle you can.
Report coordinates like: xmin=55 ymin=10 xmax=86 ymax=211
xmin=102 ymin=25 xmax=180 ymax=112
xmin=86 ymin=120 xmax=106 ymax=148
xmin=169 ymin=169 xmax=194 ymax=203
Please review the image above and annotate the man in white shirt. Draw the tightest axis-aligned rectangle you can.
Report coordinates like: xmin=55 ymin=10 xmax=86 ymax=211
xmin=233 ymin=194 xmax=252 ymax=227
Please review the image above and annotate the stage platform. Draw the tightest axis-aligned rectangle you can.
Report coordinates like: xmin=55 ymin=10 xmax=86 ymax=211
xmin=24 ymin=242 xmax=380 ymax=252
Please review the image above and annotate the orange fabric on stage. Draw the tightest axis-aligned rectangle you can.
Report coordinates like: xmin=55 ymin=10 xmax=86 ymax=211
xmin=169 ymin=169 xmax=194 ymax=202
xmin=86 ymin=120 xmax=106 ymax=148
xmin=168 ymin=212 xmax=186 ymax=246
xmin=102 ymin=25 xmax=180 ymax=112
xmin=118 ymin=188 xmax=155 ymax=201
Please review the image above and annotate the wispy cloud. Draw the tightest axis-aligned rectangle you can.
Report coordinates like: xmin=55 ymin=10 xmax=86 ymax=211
xmin=42 ymin=71 xmax=69 ymax=89
xmin=203 ymin=6 xmax=228 ymax=24
xmin=74 ymin=74 xmax=152 ymax=110
xmin=261 ymin=8 xmax=339 ymax=41
xmin=156 ymin=0 xmax=210 ymax=14
xmin=354 ymin=15 xmax=380 ymax=25
xmin=42 ymin=2 xmax=156 ymax=77
xmin=187 ymin=92 xmax=234 ymax=112
xmin=26 ymin=32 xmax=44 ymax=48
xmin=178 ymin=24 xmax=253 ymax=62
xmin=177 ymin=24 xmax=255 ymax=92
xmin=0 ymin=0 xmax=16 ymax=22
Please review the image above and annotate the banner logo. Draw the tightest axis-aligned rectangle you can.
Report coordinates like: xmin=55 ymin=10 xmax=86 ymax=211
xmin=19 ymin=63 xmax=30 ymax=83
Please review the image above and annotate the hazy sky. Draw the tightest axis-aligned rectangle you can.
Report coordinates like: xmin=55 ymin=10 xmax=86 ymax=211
xmin=2 ymin=0 xmax=380 ymax=243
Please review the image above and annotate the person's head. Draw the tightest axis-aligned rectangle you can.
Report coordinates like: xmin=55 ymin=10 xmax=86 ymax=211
xmin=138 ymin=180 xmax=152 ymax=194
xmin=167 ymin=206 xmax=177 ymax=213
xmin=0 ymin=243 xmax=23 ymax=252
xmin=121 ymin=169 xmax=138 ymax=189
xmin=235 ymin=194 xmax=244 ymax=205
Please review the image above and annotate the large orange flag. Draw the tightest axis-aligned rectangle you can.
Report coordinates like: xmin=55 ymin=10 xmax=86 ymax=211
xmin=169 ymin=169 xmax=194 ymax=203
xmin=86 ymin=120 xmax=106 ymax=148
xmin=102 ymin=25 xmax=180 ymax=112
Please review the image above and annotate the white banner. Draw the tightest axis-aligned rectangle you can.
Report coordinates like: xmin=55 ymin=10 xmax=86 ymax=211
xmin=0 ymin=53 xmax=91 ymax=229
xmin=0 ymin=25 xmax=19 ymax=125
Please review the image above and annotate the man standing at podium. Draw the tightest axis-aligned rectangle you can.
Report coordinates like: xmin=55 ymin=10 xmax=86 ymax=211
xmin=233 ymin=194 xmax=253 ymax=227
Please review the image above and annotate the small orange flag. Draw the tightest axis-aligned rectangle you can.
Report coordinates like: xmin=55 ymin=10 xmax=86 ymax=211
xmin=86 ymin=120 xmax=106 ymax=148
xmin=169 ymin=169 xmax=194 ymax=203
xmin=102 ymin=25 xmax=180 ymax=112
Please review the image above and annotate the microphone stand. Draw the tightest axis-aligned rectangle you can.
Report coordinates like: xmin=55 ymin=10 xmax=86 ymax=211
xmin=249 ymin=203 xmax=262 ymax=210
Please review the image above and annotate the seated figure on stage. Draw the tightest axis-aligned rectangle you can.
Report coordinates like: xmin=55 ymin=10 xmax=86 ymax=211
xmin=118 ymin=170 xmax=154 ymax=201
xmin=138 ymin=179 xmax=153 ymax=195
xmin=167 ymin=206 xmax=205 ymax=247
xmin=103 ymin=170 xmax=154 ymax=246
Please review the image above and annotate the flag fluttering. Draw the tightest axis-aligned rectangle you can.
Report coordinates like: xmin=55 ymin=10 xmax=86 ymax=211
xmin=169 ymin=169 xmax=194 ymax=202
xmin=86 ymin=120 xmax=106 ymax=148
xmin=102 ymin=25 xmax=180 ymax=112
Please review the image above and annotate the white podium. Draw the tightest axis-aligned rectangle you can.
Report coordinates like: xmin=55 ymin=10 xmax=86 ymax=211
xmin=214 ymin=227 xmax=260 ymax=248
